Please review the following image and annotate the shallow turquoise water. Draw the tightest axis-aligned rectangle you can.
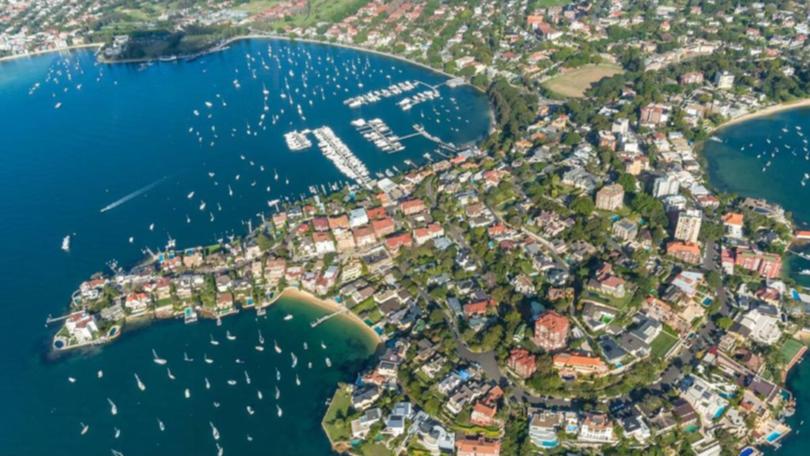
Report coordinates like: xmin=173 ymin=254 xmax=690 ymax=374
xmin=0 ymin=38 xmax=489 ymax=454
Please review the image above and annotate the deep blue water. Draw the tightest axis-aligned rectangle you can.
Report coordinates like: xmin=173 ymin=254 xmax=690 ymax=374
xmin=705 ymin=107 xmax=810 ymax=454
xmin=0 ymin=38 xmax=490 ymax=454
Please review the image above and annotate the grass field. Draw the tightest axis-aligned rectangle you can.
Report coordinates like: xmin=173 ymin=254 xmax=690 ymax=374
xmin=780 ymin=338 xmax=805 ymax=365
xmin=543 ymin=64 xmax=623 ymax=98
xmin=650 ymin=329 xmax=679 ymax=359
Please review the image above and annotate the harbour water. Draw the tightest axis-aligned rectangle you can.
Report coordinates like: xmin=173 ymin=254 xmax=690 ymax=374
xmin=704 ymin=107 xmax=810 ymax=453
xmin=0 ymin=38 xmax=490 ymax=454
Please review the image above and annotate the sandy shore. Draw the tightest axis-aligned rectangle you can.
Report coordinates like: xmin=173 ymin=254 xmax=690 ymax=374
xmin=0 ymin=43 xmax=102 ymax=64
xmin=714 ymin=98 xmax=810 ymax=132
xmin=271 ymin=287 xmax=382 ymax=345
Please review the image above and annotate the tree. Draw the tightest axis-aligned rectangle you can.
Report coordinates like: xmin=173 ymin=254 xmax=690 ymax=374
xmin=617 ymin=173 xmax=637 ymax=194
xmin=571 ymin=196 xmax=595 ymax=216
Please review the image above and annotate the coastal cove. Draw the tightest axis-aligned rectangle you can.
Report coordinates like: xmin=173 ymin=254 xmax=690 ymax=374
xmin=0 ymin=37 xmax=490 ymax=454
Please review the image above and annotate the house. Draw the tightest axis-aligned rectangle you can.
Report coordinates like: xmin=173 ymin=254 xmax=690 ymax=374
xmin=529 ymin=411 xmax=561 ymax=449
xmin=471 ymin=402 xmax=498 ymax=426
xmin=352 ymin=226 xmax=377 ymax=248
xmin=371 ymin=217 xmax=396 ymax=237
xmin=312 ymin=232 xmax=336 ymax=255
xmin=125 ymin=292 xmax=151 ymax=315
xmin=681 ymin=375 xmax=729 ymax=424
xmin=400 ymin=198 xmax=426 ymax=215
xmin=734 ymin=246 xmax=782 ymax=279
xmin=533 ymin=311 xmax=569 ymax=351
xmin=350 ymin=408 xmax=382 ymax=439
xmin=612 ymin=219 xmax=638 ymax=242
xmin=414 ymin=223 xmax=444 ymax=245
xmin=595 ymin=184 xmax=624 ymax=211
xmin=667 ymin=241 xmax=702 ymax=264
xmin=680 ymin=71 xmax=704 ymax=85
xmin=327 ymin=214 xmax=350 ymax=231
xmin=587 ymin=266 xmax=626 ymax=298
xmin=553 ymin=353 xmax=608 ymax=377
xmin=384 ymin=232 xmax=413 ymax=254
xmin=216 ymin=293 xmax=234 ymax=313
xmin=507 ymin=348 xmax=537 ymax=378
xmin=455 ymin=436 xmax=501 ymax=456
xmin=736 ymin=304 xmax=781 ymax=345
xmin=721 ymin=213 xmax=744 ymax=238
xmin=351 ymin=384 xmax=381 ymax=410
xmin=64 ymin=311 xmax=99 ymax=344
xmin=349 ymin=207 xmax=369 ymax=228
xmin=639 ymin=103 xmax=669 ymax=126
xmin=578 ymin=413 xmax=615 ymax=444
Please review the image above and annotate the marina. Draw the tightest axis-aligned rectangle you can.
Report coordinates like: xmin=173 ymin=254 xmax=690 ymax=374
xmin=311 ymin=127 xmax=371 ymax=187
xmin=351 ymin=118 xmax=404 ymax=153
xmin=343 ymin=80 xmax=417 ymax=108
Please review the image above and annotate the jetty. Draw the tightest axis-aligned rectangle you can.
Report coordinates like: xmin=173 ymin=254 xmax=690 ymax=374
xmin=310 ymin=307 xmax=349 ymax=328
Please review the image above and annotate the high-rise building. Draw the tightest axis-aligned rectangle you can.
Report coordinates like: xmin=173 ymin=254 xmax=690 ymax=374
xmin=674 ymin=209 xmax=702 ymax=243
xmin=652 ymin=175 xmax=680 ymax=198
xmin=595 ymin=184 xmax=625 ymax=211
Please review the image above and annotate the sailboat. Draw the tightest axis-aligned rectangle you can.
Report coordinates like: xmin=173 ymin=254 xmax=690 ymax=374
xmin=283 ymin=314 xmax=293 ymax=321
xmin=107 ymin=398 xmax=118 ymax=416
xmin=275 ymin=386 xmax=280 ymax=400
xmin=295 ymin=375 xmax=301 ymax=386
xmin=246 ymin=406 xmax=255 ymax=416
xmin=226 ymin=330 xmax=236 ymax=341
xmin=152 ymin=349 xmax=167 ymax=365
xmin=274 ymin=340 xmax=282 ymax=354
xmin=204 ymin=354 xmax=214 ymax=364
xmin=210 ymin=334 xmax=220 ymax=346
xmin=157 ymin=419 xmax=165 ymax=432
xmin=134 ymin=373 xmax=146 ymax=391
xmin=114 ymin=427 xmax=121 ymax=439
xmin=183 ymin=352 xmax=193 ymax=362
xmin=184 ymin=388 xmax=191 ymax=399
xmin=244 ymin=370 xmax=252 ymax=385
xmin=205 ymin=377 xmax=211 ymax=390
xmin=276 ymin=405 xmax=283 ymax=417
xmin=325 ymin=357 xmax=332 ymax=368
xmin=80 ymin=422 xmax=89 ymax=435
xmin=257 ymin=390 xmax=263 ymax=400
xmin=97 ymin=370 xmax=103 ymax=379
xmin=61 ymin=235 xmax=71 ymax=252
xmin=167 ymin=368 xmax=175 ymax=380
xmin=291 ymin=353 xmax=298 ymax=368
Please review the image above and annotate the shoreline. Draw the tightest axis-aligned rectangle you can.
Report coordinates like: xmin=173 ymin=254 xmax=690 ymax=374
xmin=712 ymin=98 xmax=810 ymax=133
xmin=270 ymin=287 xmax=382 ymax=345
xmin=0 ymin=43 xmax=102 ymax=64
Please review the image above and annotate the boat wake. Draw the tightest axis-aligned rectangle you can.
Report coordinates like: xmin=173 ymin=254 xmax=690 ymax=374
xmin=99 ymin=177 xmax=167 ymax=213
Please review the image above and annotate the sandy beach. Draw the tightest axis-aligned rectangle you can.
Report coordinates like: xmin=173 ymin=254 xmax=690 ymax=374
xmin=714 ymin=98 xmax=810 ymax=132
xmin=272 ymin=287 xmax=382 ymax=345
xmin=0 ymin=43 xmax=102 ymax=64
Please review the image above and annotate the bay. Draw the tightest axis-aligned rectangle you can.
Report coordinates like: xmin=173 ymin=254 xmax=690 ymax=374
xmin=0 ymin=38 xmax=490 ymax=454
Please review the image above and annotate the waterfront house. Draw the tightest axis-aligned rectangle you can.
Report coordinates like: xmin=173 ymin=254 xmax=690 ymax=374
xmin=313 ymin=232 xmax=336 ymax=255
xmin=125 ymin=292 xmax=151 ymax=315
xmin=351 ymin=384 xmax=381 ymax=410
xmin=399 ymin=198 xmax=426 ymax=216
xmin=327 ymin=214 xmax=350 ymax=231
xmin=64 ymin=311 xmax=99 ymax=344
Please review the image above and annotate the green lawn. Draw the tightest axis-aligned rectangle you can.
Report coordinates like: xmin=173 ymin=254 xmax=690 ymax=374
xmin=780 ymin=338 xmax=805 ymax=365
xmin=650 ymin=330 xmax=679 ymax=359
xmin=322 ymin=385 xmax=353 ymax=443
